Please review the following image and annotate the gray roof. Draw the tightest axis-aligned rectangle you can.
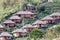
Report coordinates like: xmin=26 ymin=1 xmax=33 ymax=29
xmin=12 ymin=28 xmax=27 ymax=33
xmin=33 ymin=20 xmax=46 ymax=24
xmin=15 ymin=11 xmax=34 ymax=15
xmin=50 ymin=12 xmax=60 ymax=16
xmin=0 ymin=32 xmax=12 ymax=37
xmin=41 ymin=16 xmax=54 ymax=20
xmin=9 ymin=16 xmax=21 ymax=19
xmin=22 ymin=24 xmax=34 ymax=28
xmin=3 ymin=20 xmax=15 ymax=23
xmin=0 ymin=24 xmax=4 ymax=28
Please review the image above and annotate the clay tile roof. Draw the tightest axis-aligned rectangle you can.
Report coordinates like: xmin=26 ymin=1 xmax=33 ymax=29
xmin=9 ymin=15 xmax=21 ymax=19
xmin=0 ymin=24 xmax=4 ymax=28
xmin=22 ymin=24 xmax=34 ymax=28
xmin=50 ymin=12 xmax=60 ymax=16
xmin=0 ymin=32 xmax=12 ymax=37
xmin=33 ymin=20 xmax=46 ymax=24
xmin=3 ymin=20 xmax=15 ymax=23
xmin=15 ymin=11 xmax=34 ymax=14
xmin=12 ymin=28 xmax=27 ymax=33
xmin=41 ymin=15 xmax=54 ymax=20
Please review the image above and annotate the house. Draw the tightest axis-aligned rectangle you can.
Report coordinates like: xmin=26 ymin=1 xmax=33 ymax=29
xmin=15 ymin=11 xmax=35 ymax=18
xmin=48 ymin=0 xmax=53 ymax=2
xmin=41 ymin=16 xmax=54 ymax=24
xmin=0 ymin=32 xmax=12 ymax=40
xmin=12 ymin=28 xmax=27 ymax=37
xmin=50 ymin=12 xmax=60 ymax=19
xmin=23 ymin=4 xmax=36 ymax=11
xmin=33 ymin=20 xmax=46 ymax=27
xmin=9 ymin=16 xmax=22 ymax=23
xmin=3 ymin=20 xmax=15 ymax=27
xmin=0 ymin=25 xmax=4 ymax=31
xmin=21 ymin=24 xmax=35 ymax=32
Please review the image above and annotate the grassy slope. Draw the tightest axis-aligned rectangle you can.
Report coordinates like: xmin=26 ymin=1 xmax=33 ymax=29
xmin=0 ymin=0 xmax=60 ymax=19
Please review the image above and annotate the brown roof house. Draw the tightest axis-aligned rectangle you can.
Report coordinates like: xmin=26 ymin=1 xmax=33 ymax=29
xmin=12 ymin=28 xmax=27 ymax=37
xmin=41 ymin=16 xmax=54 ymax=24
xmin=50 ymin=12 xmax=60 ymax=19
xmin=3 ymin=20 xmax=15 ymax=27
xmin=0 ymin=32 xmax=12 ymax=40
xmin=21 ymin=24 xmax=35 ymax=32
xmin=15 ymin=11 xmax=35 ymax=18
xmin=9 ymin=16 xmax=22 ymax=23
xmin=33 ymin=20 xmax=47 ymax=27
xmin=0 ymin=25 xmax=4 ymax=31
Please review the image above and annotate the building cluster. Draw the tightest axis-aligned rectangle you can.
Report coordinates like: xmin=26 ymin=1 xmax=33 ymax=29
xmin=0 ymin=11 xmax=60 ymax=40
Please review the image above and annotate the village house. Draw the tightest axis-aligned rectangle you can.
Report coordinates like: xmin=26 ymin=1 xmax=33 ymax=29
xmin=12 ymin=28 xmax=27 ymax=37
xmin=50 ymin=12 xmax=60 ymax=19
xmin=41 ymin=16 xmax=54 ymax=24
xmin=15 ymin=11 xmax=35 ymax=18
xmin=9 ymin=15 xmax=22 ymax=23
xmin=48 ymin=0 xmax=53 ymax=2
xmin=21 ymin=24 xmax=35 ymax=32
xmin=3 ymin=20 xmax=15 ymax=27
xmin=0 ymin=25 xmax=4 ymax=31
xmin=33 ymin=20 xmax=47 ymax=27
xmin=0 ymin=32 xmax=12 ymax=40
xmin=23 ymin=4 xmax=36 ymax=11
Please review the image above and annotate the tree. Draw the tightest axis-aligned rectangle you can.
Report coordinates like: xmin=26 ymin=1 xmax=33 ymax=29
xmin=54 ymin=26 xmax=60 ymax=34
xmin=45 ymin=25 xmax=60 ymax=40
xmin=54 ymin=26 xmax=60 ymax=38
xmin=45 ymin=28 xmax=55 ymax=40
xmin=29 ymin=28 xmax=46 ymax=40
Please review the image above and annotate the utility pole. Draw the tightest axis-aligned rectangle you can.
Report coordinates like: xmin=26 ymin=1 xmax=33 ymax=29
xmin=22 ymin=17 xmax=25 ymax=40
xmin=22 ymin=17 xmax=25 ymax=26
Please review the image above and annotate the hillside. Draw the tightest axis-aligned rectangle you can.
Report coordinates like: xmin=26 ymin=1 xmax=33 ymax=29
xmin=0 ymin=0 xmax=60 ymax=40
